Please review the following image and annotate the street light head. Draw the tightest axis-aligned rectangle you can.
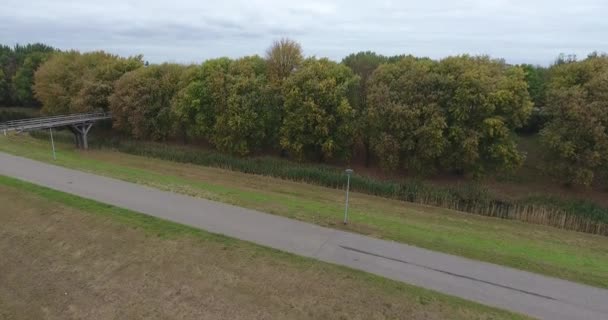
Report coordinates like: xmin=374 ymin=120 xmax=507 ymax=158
xmin=345 ymin=168 xmax=354 ymax=175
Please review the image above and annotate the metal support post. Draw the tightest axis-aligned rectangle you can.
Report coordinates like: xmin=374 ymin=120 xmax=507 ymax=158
xmin=344 ymin=169 xmax=353 ymax=224
xmin=49 ymin=128 xmax=56 ymax=160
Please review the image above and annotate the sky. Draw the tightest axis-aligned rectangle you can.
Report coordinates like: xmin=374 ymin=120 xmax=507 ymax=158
xmin=1 ymin=0 xmax=607 ymax=65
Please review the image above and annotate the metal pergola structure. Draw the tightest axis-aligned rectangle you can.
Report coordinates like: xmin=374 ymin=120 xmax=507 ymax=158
xmin=0 ymin=111 xmax=112 ymax=150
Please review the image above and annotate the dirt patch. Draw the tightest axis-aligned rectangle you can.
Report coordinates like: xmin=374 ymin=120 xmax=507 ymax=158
xmin=0 ymin=185 xmax=522 ymax=320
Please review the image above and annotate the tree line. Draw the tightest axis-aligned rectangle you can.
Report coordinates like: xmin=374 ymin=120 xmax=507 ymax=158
xmin=2 ymin=40 xmax=606 ymax=186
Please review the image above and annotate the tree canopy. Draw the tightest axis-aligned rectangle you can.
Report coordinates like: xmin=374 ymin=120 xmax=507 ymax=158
xmin=34 ymin=51 xmax=142 ymax=114
xmin=367 ymin=55 xmax=532 ymax=175
xmin=280 ymin=58 xmax=360 ymax=161
xmin=265 ymin=38 xmax=303 ymax=85
xmin=172 ymin=57 xmax=232 ymax=141
xmin=367 ymin=57 xmax=446 ymax=173
xmin=110 ymin=63 xmax=187 ymax=140
xmin=541 ymin=55 xmax=608 ymax=186
xmin=0 ymin=43 xmax=55 ymax=107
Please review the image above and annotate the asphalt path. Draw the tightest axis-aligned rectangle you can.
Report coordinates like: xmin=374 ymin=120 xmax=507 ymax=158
xmin=1 ymin=151 xmax=607 ymax=319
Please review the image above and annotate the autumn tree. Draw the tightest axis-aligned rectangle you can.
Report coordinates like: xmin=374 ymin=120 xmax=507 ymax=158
xmin=540 ymin=55 xmax=608 ymax=186
xmin=265 ymin=38 xmax=303 ymax=84
xmin=34 ymin=51 xmax=142 ymax=114
xmin=71 ymin=52 xmax=143 ymax=112
xmin=280 ymin=58 xmax=359 ymax=161
xmin=172 ymin=57 xmax=232 ymax=141
xmin=433 ymin=56 xmax=532 ymax=175
xmin=110 ymin=64 xmax=186 ymax=140
xmin=263 ymin=39 xmax=304 ymax=150
xmin=33 ymin=51 xmax=79 ymax=114
xmin=366 ymin=57 xmax=446 ymax=173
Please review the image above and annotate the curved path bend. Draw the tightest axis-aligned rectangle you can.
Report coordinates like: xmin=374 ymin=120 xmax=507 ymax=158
xmin=1 ymin=152 xmax=607 ymax=320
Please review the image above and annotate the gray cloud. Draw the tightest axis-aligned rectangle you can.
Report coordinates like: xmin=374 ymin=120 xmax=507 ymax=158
xmin=1 ymin=0 xmax=607 ymax=65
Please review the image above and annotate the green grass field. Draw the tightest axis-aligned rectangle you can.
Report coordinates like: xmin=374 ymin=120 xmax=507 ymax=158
xmin=1 ymin=134 xmax=607 ymax=289
xmin=0 ymin=175 xmax=528 ymax=320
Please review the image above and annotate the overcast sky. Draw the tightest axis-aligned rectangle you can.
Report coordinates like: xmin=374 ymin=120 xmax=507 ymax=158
xmin=2 ymin=0 xmax=607 ymax=65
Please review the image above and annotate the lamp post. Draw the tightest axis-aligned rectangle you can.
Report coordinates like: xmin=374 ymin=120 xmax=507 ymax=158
xmin=344 ymin=168 xmax=353 ymax=224
xmin=49 ymin=128 xmax=56 ymax=160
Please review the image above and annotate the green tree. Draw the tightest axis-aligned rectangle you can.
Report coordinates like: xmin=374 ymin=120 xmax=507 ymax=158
xmin=12 ymin=52 xmax=52 ymax=106
xmin=366 ymin=57 xmax=447 ymax=173
xmin=342 ymin=51 xmax=390 ymax=165
xmin=541 ymin=55 xmax=608 ymax=186
xmin=12 ymin=43 xmax=54 ymax=66
xmin=341 ymin=51 xmax=388 ymax=107
xmin=0 ymin=45 xmax=14 ymax=106
xmin=519 ymin=64 xmax=548 ymax=133
xmin=280 ymin=58 xmax=359 ymax=161
xmin=172 ymin=58 xmax=232 ymax=141
xmin=0 ymin=69 xmax=8 ymax=106
xmin=434 ymin=56 xmax=532 ymax=175
xmin=212 ymin=56 xmax=276 ymax=155
xmin=110 ymin=64 xmax=186 ymax=140
xmin=0 ymin=43 xmax=55 ymax=107
xmin=264 ymin=39 xmax=304 ymax=150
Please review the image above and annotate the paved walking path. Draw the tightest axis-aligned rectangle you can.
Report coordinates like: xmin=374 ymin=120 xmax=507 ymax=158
xmin=1 ymin=151 xmax=607 ymax=320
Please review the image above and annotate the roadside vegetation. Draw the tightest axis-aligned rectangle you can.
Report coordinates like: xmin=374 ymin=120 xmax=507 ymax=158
xmin=0 ymin=176 xmax=529 ymax=320
xmin=2 ymin=135 xmax=607 ymax=289
xmin=29 ymin=129 xmax=608 ymax=236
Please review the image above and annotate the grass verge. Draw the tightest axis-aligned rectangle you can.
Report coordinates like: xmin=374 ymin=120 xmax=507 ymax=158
xmin=1 ymin=134 xmax=608 ymax=289
xmin=0 ymin=175 xmax=528 ymax=320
